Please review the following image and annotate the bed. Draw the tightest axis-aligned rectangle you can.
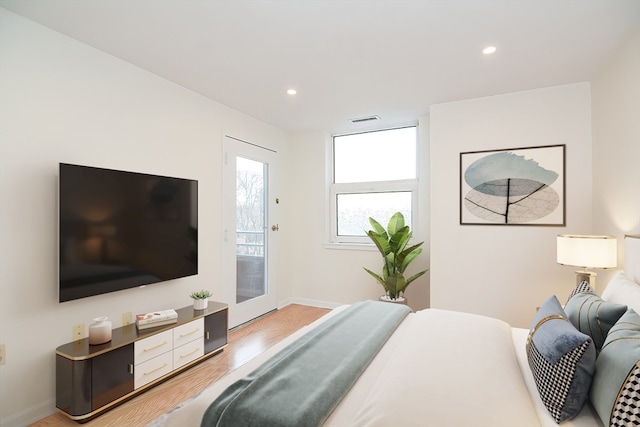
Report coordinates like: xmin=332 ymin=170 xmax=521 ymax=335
xmin=150 ymin=235 xmax=640 ymax=427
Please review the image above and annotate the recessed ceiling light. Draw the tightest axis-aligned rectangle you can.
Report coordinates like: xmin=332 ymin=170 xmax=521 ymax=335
xmin=482 ymin=46 xmax=497 ymax=55
xmin=286 ymin=89 xmax=297 ymax=95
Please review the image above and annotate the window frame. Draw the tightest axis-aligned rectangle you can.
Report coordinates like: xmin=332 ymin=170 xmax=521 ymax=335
xmin=328 ymin=125 xmax=419 ymax=246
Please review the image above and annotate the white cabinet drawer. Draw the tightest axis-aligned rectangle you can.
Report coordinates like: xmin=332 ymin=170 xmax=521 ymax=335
xmin=134 ymin=351 xmax=173 ymax=389
xmin=174 ymin=339 xmax=204 ymax=369
xmin=173 ymin=318 xmax=204 ymax=348
xmin=134 ymin=330 xmax=172 ymax=365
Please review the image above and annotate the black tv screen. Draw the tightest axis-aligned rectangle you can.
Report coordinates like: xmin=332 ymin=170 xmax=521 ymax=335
xmin=58 ymin=163 xmax=198 ymax=302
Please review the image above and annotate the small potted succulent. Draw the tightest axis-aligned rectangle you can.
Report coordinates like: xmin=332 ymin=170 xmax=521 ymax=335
xmin=364 ymin=212 xmax=428 ymax=304
xmin=190 ymin=289 xmax=211 ymax=310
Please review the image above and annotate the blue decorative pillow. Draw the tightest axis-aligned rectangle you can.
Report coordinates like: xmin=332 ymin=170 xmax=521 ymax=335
xmin=590 ymin=308 xmax=640 ymax=427
xmin=565 ymin=281 xmax=627 ymax=353
xmin=527 ymin=295 xmax=596 ymax=423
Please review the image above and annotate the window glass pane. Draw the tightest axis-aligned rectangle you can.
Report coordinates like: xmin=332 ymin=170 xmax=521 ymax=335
xmin=337 ymin=192 xmax=412 ymax=236
xmin=236 ymin=156 xmax=266 ymax=303
xmin=334 ymin=127 xmax=416 ymax=183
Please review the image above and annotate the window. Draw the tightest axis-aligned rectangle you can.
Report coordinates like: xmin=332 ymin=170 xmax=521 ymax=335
xmin=330 ymin=126 xmax=418 ymax=244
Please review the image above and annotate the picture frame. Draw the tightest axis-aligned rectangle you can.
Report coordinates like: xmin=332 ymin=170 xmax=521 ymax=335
xmin=460 ymin=144 xmax=565 ymax=226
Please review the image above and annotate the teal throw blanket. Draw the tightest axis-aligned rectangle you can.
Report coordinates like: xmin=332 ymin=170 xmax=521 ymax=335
xmin=201 ymin=300 xmax=411 ymax=427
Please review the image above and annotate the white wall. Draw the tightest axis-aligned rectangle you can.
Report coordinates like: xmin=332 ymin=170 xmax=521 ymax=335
xmin=592 ymin=25 xmax=640 ymax=277
xmin=0 ymin=9 xmax=288 ymax=426
xmin=430 ymin=83 xmax=594 ymax=328
xmin=428 ymin=27 xmax=640 ymax=327
xmin=284 ymin=123 xmax=431 ymax=310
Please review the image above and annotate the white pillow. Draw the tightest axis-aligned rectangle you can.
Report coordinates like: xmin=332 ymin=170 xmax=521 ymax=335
xmin=601 ymin=271 xmax=640 ymax=313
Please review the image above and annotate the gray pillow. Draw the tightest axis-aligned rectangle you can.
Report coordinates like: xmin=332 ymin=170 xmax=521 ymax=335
xmin=565 ymin=281 xmax=627 ymax=353
xmin=527 ymin=295 xmax=596 ymax=423
xmin=590 ymin=308 xmax=640 ymax=427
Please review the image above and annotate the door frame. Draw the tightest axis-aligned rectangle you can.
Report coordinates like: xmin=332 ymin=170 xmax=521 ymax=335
xmin=222 ymin=135 xmax=278 ymax=328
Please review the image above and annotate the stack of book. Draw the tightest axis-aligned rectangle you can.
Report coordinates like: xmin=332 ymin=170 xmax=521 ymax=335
xmin=136 ymin=309 xmax=178 ymax=330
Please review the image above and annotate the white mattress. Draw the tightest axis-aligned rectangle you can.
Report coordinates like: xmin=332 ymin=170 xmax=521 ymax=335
xmin=155 ymin=306 xmax=603 ymax=427
xmin=344 ymin=308 xmax=540 ymax=426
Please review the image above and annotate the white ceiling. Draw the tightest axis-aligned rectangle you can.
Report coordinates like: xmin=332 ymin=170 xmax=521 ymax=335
xmin=2 ymin=0 xmax=639 ymax=133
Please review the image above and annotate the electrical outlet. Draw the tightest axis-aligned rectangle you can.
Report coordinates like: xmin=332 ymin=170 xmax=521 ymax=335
xmin=122 ymin=312 xmax=133 ymax=326
xmin=0 ymin=344 xmax=5 ymax=365
xmin=73 ymin=323 xmax=85 ymax=340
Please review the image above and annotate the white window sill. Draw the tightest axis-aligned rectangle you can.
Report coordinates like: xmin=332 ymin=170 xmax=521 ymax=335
xmin=323 ymin=242 xmax=377 ymax=251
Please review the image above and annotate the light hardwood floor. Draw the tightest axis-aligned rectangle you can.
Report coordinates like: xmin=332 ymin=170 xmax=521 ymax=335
xmin=30 ymin=304 xmax=330 ymax=427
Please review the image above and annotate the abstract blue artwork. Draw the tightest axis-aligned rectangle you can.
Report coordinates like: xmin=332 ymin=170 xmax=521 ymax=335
xmin=460 ymin=145 xmax=565 ymax=225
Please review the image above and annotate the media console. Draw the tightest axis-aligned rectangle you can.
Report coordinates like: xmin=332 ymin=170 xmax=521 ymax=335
xmin=56 ymin=301 xmax=228 ymax=422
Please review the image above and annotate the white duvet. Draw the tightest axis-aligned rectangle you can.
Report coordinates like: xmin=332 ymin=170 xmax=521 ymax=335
xmin=155 ymin=307 xmax=602 ymax=427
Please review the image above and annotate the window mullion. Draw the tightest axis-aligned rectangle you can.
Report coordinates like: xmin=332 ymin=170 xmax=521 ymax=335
xmin=332 ymin=179 xmax=417 ymax=194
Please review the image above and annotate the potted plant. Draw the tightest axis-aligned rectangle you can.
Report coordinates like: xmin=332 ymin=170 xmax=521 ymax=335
xmin=364 ymin=212 xmax=428 ymax=304
xmin=190 ymin=289 xmax=211 ymax=310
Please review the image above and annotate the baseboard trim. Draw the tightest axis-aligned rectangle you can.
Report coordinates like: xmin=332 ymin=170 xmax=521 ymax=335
xmin=1 ymin=398 xmax=55 ymax=427
xmin=277 ymin=297 xmax=343 ymax=310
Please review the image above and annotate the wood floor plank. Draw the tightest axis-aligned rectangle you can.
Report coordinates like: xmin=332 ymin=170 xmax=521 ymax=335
xmin=29 ymin=304 xmax=330 ymax=427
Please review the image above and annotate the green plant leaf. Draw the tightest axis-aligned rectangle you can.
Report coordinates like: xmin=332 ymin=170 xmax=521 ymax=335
xmin=389 ymin=226 xmax=411 ymax=254
xmin=387 ymin=212 xmax=405 ymax=236
xmin=190 ymin=289 xmax=211 ymax=299
xmin=405 ymin=270 xmax=428 ymax=289
xmin=363 ymin=268 xmax=386 ymax=287
xmin=368 ymin=217 xmax=388 ymax=238
xmin=367 ymin=230 xmax=391 ymax=256
xmin=386 ymin=273 xmax=406 ymax=299
xmin=398 ymin=243 xmax=423 ymax=272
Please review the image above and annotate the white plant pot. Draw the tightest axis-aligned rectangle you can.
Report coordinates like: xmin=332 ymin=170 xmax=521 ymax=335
xmin=193 ymin=299 xmax=208 ymax=310
xmin=379 ymin=295 xmax=407 ymax=305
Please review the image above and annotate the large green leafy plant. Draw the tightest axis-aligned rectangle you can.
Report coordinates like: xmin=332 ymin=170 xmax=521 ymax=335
xmin=364 ymin=212 xmax=428 ymax=300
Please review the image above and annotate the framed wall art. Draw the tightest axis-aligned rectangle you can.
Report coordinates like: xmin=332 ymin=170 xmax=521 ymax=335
xmin=460 ymin=144 xmax=565 ymax=226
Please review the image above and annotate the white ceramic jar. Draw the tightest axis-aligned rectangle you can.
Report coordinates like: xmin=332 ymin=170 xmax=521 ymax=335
xmin=89 ymin=316 xmax=112 ymax=345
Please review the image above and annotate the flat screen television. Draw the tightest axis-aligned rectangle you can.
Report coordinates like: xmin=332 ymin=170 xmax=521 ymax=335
xmin=58 ymin=163 xmax=198 ymax=302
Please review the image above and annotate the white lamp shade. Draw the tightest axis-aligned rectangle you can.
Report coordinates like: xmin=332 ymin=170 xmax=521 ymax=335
xmin=557 ymin=234 xmax=617 ymax=269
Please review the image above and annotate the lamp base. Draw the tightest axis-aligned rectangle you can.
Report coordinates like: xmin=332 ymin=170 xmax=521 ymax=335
xmin=575 ymin=270 xmax=597 ymax=289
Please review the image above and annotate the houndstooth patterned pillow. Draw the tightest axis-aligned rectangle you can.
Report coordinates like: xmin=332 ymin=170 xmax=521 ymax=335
xmin=527 ymin=295 xmax=596 ymax=423
xmin=567 ymin=280 xmax=593 ymax=300
xmin=527 ymin=338 xmax=591 ymax=422
xmin=611 ymin=363 xmax=640 ymax=427
xmin=590 ymin=309 xmax=640 ymax=426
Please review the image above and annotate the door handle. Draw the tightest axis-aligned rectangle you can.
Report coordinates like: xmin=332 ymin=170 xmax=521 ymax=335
xmin=271 ymin=224 xmax=279 ymax=231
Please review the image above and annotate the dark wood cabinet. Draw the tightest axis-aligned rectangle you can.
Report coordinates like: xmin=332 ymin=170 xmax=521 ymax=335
xmin=92 ymin=345 xmax=134 ymax=409
xmin=56 ymin=302 xmax=228 ymax=422
xmin=204 ymin=308 xmax=228 ymax=354
xmin=56 ymin=354 xmax=92 ymax=417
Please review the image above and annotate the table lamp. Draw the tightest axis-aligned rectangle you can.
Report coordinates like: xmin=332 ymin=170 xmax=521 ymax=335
xmin=556 ymin=234 xmax=617 ymax=289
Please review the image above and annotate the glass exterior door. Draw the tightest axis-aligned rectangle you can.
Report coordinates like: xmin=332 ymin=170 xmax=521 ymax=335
xmin=222 ymin=136 xmax=277 ymax=328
